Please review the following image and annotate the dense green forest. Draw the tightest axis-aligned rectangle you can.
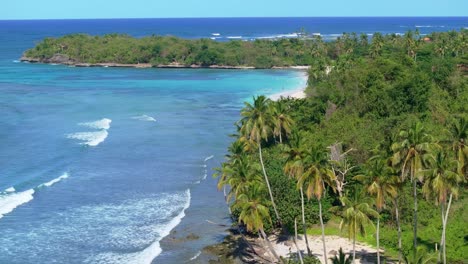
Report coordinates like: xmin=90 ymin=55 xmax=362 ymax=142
xmin=23 ymin=33 xmax=323 ymax=67
xmin=215 ymin=30 xmax=467 ymax=264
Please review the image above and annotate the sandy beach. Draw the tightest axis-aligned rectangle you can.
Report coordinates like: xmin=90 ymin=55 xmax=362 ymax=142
xmin=269 ymin=72 xmax=308 ymax=100
xmin=269 ymin=234 xmax=381 ymax=264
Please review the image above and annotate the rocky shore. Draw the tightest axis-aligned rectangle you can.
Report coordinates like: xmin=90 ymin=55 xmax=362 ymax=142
xmin=20 ymin=54 xmax=309 ymax=70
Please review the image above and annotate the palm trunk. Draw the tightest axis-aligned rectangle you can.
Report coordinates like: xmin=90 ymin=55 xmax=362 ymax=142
xmin=442 ymin=193 xmax=453 ymax=264
xmin=319 ymin=199 xmax=328 ymax=264
xmin=412 ymin=174 xmax=418 ymax=256
xmin=260 ymin=228 xmax=283 ymax=263
xmin=394 ymin=198 xmax=402 ymax=264
xmin=294 ymin=218 xmax=304 ymax=264
xmin=352 ymin=231 xmax=356 ymax=264
xmin=376 ymin=216 xmax=380 ymax=264
xmin=439 ymin=204 xmax=444 ymax=263
xmin=258 ymin=144 xmax=281 ymax=224
xmin=279 ymin=131 xmax=282 ymax=144
xmin=300 ymin=187 xmax=312 ymax=256
xmin=224 ymin=186 xmax=232 ymax=216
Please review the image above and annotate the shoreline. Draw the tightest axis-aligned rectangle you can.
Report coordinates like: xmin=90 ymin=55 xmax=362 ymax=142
xmin=269 ymin=71 xmax=308 ymax=100
xmin=202 ymin=231 xmax=385 ymax=264
xmin=19 ymin=56 xmax=310 ymax=70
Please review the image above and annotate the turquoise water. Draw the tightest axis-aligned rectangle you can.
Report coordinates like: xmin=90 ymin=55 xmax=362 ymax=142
xmin=0 ymin=60 xmax=305 ymax=263
xmin=1 ymin=17 xmax=465 ymax=263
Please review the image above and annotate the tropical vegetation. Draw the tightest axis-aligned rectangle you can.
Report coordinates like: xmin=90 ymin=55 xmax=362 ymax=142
xmin=215 ymin=29 xmax=467 ymax=263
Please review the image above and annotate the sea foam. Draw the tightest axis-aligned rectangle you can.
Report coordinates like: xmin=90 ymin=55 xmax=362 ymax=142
xmin=67 ymin=130 xmax=109 ymax=147
xmin=86 ymin=190 xmax=191 ymax=264
xmin=79 ymin=118 xmax=112 ymax=130
xmin=4 ymin=187 xmax=15 ymax=193
xmin=204 ymin=155 xmax=214 ymax=162
xmin=189 ymin=251 xmax=202 ymax=261
xmin=131 ymin=115 xmax=156 ymax=122
xmin=0 ymin=189 xmax=35 ymax=219
xmin=38 ymin=173 xmax=69 ymax=188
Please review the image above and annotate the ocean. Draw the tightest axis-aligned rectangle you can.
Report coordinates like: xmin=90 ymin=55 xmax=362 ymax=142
xmin=0 ymin=17 xmax=466 ymax=264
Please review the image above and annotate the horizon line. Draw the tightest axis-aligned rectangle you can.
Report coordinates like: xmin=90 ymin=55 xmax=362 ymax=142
xmin=1 ymin=16 xmax=467 ymax=21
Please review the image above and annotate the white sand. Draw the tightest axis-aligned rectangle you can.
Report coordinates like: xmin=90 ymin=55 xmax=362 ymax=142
xmin=269 ymin=72 xmax=308 ymax=101
xmin=268 ymin=235 xmax=380 ymax=264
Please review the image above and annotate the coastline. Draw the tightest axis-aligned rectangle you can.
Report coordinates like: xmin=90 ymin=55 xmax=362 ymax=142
xmin=269 ymin=71 xmax=308 ymax=100
xmin=19 ymin=56 xmax=310 ymax=71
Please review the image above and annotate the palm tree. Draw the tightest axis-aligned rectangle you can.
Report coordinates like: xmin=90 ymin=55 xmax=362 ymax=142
xmin=225 ymin=155 xmax=264 ymax=204
xmin=447 ymin=117 xmax=468 ymax=180
xmin=298 ymin=144 xmax=335 ymax=264
xmin=338 ymin=193 xmax=379 ymax=264
xmin=270 ymin=100 xmax=294 ymax=144
xmin=370 ymin=33 xmax=384 ymax=58
xmin=355 ymin=157 xmax=397 ymax=264
xmin=391 ymin=122 xmax=434 ymax=254
xmin=283 ymin=132 xmax=312 ymax=256
xmin=240 ymin=95 xmax=281 ymax=224
xmin=423 ymin=151 xmax=462 ymax=264
xmin=390 ymin=168 xmax=404 ymax=264
xmin=330 ymin=247 xmax=353 ymax=264
xmin=233 ymin=183 xmax=283 ymax=263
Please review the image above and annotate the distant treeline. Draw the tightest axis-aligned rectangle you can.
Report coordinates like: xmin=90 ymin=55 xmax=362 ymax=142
xmin=23 ymin=29 xmax=466 ymax=68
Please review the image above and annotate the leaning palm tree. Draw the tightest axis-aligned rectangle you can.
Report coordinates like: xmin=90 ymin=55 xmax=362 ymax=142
xmin=337 ymin=192 xmax=379 ymax=264
xmin=355 ymin=157 xmax=397 ymax=264
xmin=391 ymin=122 xmax=434 ymax=254
xmin=270 ymin=100 xmax=294 ymax=144
xmin=240 ymin=95 xmax=281 ymax=223
xmin=233 ymin=183 xmax=283 ymax=263
xmin=283 ymin=132 xmax=312 ymax=256
xmin=422 ymin=151 xmax=462 ymax=264
xmin=298 ymin=144 xmax=335 ymax=264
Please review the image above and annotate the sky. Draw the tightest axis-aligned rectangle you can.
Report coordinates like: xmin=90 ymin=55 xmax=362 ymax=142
xmin=1 ymin=0 xmax=467 ymax=20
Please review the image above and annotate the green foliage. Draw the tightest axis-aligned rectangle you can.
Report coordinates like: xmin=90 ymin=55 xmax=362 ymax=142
xmin=214 ymin=29 xmax=467 ymax=263
xmin=24 ymin=34 xmax=321 ymax=68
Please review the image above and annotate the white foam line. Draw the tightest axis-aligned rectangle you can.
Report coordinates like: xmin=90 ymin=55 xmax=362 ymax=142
xmin=131 ymin=115 xmax=156 ymax=122
xmin=93 ymin=190 xmax=192 ymax=264
xmin=67 ymin=130 xmax=109 ymax=147
xmin=79 ymin=118 xmax=112 ymax=130
xmin=0 ymin=189 xmax=35 ymax=219
xmin=38 ymin=173 xmax=69 ymax=188
xmin=4 ymin=187 xmax=15 ymax=193
xmin=189 ymin=251 xmax=202 ymax=261
xmin=204 ymin=155 xmax=214 ymax=162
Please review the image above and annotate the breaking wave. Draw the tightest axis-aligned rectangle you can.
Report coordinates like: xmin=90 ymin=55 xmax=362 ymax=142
xmin=0 ymin=189 xmax=35 ymax=219
xmin=67 ymin=130 xmax=109 ymax=147
xmin=79 ymin=118 xmax=112 ymax=130
xmin=38 ymin=173 xmax=69 ymax=188
xmin=85 ymin=190 xmax=191 ymax=264
xmin=131 ymin=115 xmax=156 ymax=122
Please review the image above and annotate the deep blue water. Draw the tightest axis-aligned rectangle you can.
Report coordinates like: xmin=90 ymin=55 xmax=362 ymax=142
xmin=0 ymin=17 xmax=466 ymax=264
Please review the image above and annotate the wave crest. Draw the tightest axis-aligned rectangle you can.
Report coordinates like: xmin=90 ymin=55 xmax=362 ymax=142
xmin=0 ymin=189 xmax=35 ymax=219
xmin=79 ymin=118 xmax=112 ymax=130
xmin=67 ymin=130 xmax=108 ymax=147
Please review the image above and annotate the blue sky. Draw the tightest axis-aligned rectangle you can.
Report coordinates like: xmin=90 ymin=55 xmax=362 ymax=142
xmin=2 ymin=0 xmax=467 ymax=19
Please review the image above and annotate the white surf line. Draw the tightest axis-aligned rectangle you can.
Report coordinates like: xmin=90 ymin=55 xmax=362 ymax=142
xmin=131 ymin=115 xmax=156 ymax=122
xmin=0 ymin=172 xmax=69 ymax=219
xmin=68 ymin=118 xmax=112 ymax=147
xmin=38 ymin=172 xmax=69 ymax=188
xmin=204 ymin=155 xmax=214 ymax=162
xmin=189 ymin=251 xmax=202 ymax=261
